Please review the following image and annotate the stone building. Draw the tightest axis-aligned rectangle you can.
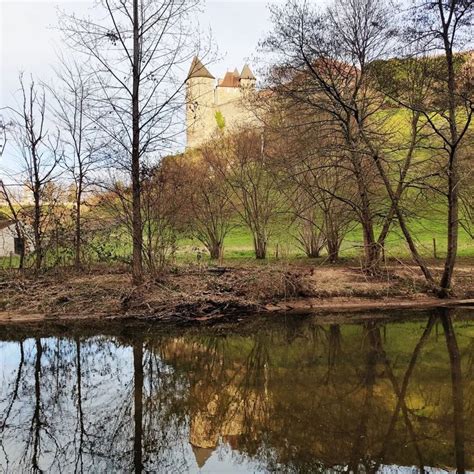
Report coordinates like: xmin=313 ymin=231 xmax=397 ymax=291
xmin=0 ymin=219 xmax=20 ymax=257
xmin=185 ymin=57 xmax=261 ymax=149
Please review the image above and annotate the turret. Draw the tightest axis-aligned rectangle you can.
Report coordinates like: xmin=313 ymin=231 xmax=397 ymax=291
xmin=239 ymin=64 xmax=256 ymax=89
xmin=186 ymin=57 xmax=216 ymax=148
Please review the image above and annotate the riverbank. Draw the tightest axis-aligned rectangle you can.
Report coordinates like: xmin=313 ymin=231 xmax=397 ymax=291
xmin=1 ymin=260 xmax=473 ymax=325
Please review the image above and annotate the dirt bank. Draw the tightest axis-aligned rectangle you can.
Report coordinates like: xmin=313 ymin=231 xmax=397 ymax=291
xmin=0 ymin=261 xmax=473 ymax=325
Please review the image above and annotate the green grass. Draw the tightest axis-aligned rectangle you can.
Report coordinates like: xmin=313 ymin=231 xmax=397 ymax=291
xmin=1 ymin=216 xmax=472 ymax=270
xmin=177 ymin=216 xmax=473 ymax=263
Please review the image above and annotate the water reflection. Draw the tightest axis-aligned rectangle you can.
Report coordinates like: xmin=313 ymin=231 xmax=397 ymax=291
xmin=1 ymin=309 xmax=473 ymax=473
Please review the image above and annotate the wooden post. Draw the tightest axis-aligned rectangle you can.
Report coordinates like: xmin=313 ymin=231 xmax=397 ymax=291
xmin=433 ymin=238 xmax=437 ymax=259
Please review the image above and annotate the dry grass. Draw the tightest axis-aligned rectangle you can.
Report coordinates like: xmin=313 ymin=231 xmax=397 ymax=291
xmin=0 ymin=259 xmax=472 ymax=323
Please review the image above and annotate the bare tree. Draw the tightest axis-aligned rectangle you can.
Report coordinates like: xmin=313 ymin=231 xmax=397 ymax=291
xmin=261 ymin=0 xmax=434 ymax=280
xmin=400 ymin=0 xmax=474 ymax=296
xmin=204 ymin=130 xmax=285 ymax=259
xmin=141 ymin=159 xmax=188 ymax=271
xmin=292 ymin=207 xmax=326 ymax=259
xmin=60 ymin=0 xmax=205 ymax=284
xmin=266 ymin=105 xmax=356 ymax=262
xmin=7 ymin=74 xmax=61 ymax=271
xmin=184 ymin=154 xmax=234 ymax=260
xmin=48 ymin=58 xmax=103 ymax=269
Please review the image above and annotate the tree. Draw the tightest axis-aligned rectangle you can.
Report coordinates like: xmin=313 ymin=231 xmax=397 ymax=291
xmin=400 ymin=1 xmax=474 ymax=295
xmin=7 ymin=74 xmax=61 ymax=271
xmin=48 ymin=58 xmax=103 ymax=269
xmin=263 ymin=99 xmax=355 ymax=261
xmin=203 ymin=130 xmax=285 ymax=259
xmin=141 ymin=159 xmax=187 ymax=271
xmin=185 ymin=153 xmax=234 ymax=260
xmin=262 ymin=0 xmax=434 ymax=280
xmin=60 ymin=0 xmax=204 ymax=284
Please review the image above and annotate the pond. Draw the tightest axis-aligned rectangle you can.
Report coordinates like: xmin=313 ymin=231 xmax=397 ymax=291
xmin=1 ymin=307 xmax=473 ymax=473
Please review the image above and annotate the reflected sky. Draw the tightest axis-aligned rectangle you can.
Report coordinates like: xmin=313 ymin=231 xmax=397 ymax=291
xmin=1 ymin=308 xmax=474 ymax=473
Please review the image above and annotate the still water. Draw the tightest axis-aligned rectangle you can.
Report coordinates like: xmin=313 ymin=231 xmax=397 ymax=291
xmin=1 ymin=308 xmax=473 ymax=473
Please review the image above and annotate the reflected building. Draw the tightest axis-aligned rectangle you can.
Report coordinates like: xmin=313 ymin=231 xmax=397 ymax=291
xmin=158 ymin=337 xmax=271 ymax=468
xmin=1 ymin=310 xmax=474 ymax=472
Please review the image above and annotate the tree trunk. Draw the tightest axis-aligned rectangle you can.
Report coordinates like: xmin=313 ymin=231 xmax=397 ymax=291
xmin=19 ymin=245 xmax=25 ymax=270
xmin=33 ymin=188 xmax=42 ymax=271
xmin=376 ymin=112 xmax=421 ymax=258
xmin=74 ymin=182 xmax=82 ymax=269
xmin=208 ymin=240 xmax=223 ymax=260
xmin=361 ymin=216 xmax=378 ymax=271
xmin=133 ymin=339 xmax=144 ymax=473
xmin=439 ymin=43 xmax=459 ymax=297
xmin=358 ymin=125 xmax=434 ymax=284
xmin=440 ymin=155 xmax=459 ymax=296
xmin=306 ymin=246 xmax=321 ymax=259
xmin=370 ymin=150 xmax=434 ymax=283
xmin=131 ymin=0 xmax=143 ymax=285
xmin=300 ymin=221 xmax=323 ymax=258
xmin=253 ymin=232 xmax=267 ymax=259
xmin=441 ymin=311 xmax=465 ymax=473
xmin=326 ymin=237 xmax=340 ymax=263
xmin=351 ymin=149 xmax=378 ymax=271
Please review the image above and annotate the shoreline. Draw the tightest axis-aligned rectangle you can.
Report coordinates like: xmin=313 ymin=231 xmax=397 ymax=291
xmin=1 ymin=262 xmax=473 ymax=327
xmin=1 ymin=296 xmax=473 ymax=327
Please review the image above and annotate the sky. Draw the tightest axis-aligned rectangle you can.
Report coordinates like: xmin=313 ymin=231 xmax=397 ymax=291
xmin=0 ymin=0 xmax=326 ymax=181
xmin=0 ymin=0 xmax=279 ymax=107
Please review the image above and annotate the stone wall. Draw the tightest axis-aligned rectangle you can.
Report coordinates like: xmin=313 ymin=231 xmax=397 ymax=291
xmin=186 ymin=75 xmax=261 ymax=149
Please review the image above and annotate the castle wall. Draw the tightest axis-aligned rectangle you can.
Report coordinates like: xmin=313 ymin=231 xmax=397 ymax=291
xmin=216 ymin=88 xmax=259 ymax=133
xmin=214 ymin=86 xmax=241 ymax=107
xmin=186 ymin=74 xmax=260 ymax=149
xmin=186 ymin=77 xmax=217 ymax=149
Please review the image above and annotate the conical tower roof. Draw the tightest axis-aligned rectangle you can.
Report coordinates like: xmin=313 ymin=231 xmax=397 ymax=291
xmin=233 ymin=68 xmax=240 ymax=78
xmin=240 ymin=64 xmax=256 ymax=80
xmin=191 ymin=445 xmax=215 ymax=469
xmin=187 ymin=57 xmax=215 ymax=80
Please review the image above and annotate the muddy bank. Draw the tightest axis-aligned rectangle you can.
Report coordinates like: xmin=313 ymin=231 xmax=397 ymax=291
xmin=0 ymin=262 xmax=473 ymax=326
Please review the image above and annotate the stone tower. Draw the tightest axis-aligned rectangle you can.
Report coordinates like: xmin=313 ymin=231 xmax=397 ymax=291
xmin=239 ymin=64 xmax=256 ymax=89
xmin=185 ymin=57 xmax=259 ymax=149
xmin=186 ymin=57 xmax=216 ymax=150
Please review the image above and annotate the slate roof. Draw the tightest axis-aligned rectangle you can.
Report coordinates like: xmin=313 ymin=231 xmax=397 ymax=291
xmin=240 ymin=64 xmax=256 ymax=80
xmin=187 ymin=57 xmax=215 ymax=80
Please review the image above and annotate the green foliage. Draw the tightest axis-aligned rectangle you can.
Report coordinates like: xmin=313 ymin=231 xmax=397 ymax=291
xmin=215 ymin=110 xmax=226 ymax=130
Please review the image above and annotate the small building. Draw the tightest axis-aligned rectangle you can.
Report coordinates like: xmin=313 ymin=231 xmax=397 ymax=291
xmin=0 ymin=220 xmax=23 ymax=257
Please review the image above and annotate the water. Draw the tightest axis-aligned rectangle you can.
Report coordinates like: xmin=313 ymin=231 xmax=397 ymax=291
xmin=1 ymin=308 xmax=473 ymax=473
